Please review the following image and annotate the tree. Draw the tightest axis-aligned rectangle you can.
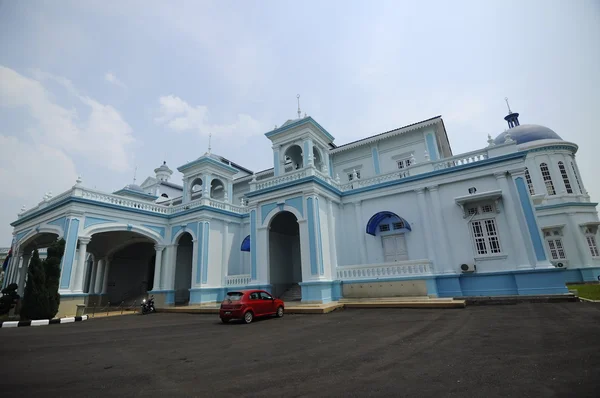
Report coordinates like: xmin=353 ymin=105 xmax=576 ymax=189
xmin=0 ymin=283 xmax=19 ymax=316
xmin=44 ymin=238 xmax=65 ymax=319
xmin=19 ymin=249 xmax=49 ymax=320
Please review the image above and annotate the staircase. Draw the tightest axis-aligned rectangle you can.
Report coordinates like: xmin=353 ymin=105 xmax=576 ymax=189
xmin=280 ymin=284 xmax=302 ymax=302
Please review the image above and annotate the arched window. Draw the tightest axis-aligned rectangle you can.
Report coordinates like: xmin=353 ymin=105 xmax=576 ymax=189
xmin=539 ymin=163 xmax=555 ymax=195
xmin=570 ymin=161 xmax=583 ymax=193
xmin=161 ymin=193 xmax=169 ymax=198
xmin=557 ymin=162 xmax=573 ymax=194
xmin=525 ymin=168 xmax=535 ymax=195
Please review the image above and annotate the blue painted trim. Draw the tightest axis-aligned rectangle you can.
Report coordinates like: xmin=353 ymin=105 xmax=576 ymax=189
xmin=340 ymin=274 xmax=436 ymax=283
xmin=84 ymin=217 xmax=115 ymax=229
xmin=189 ymin=287 xmax=226 ymax=304
xmin=196 ymin=222 xmax=203 ymax=285
xmin=171 ymin=225 xmax=183 ymax=242
xmin=250 ymin=210 xmax=257 ymax=280
xmin=372 ymin=147 xmax=381 ymax=175
xmin=59 ymin=219 xmax=79 ymax=289
xmin=526 ymin=144 xmax=578 ymax=154
xmin=48 ymin=216 xmax=67 ymax=233
xmin=241 ymin=235 xmax=250 ymax=251
xmin=306 ymin=197 xmax=318 ymax=275
xmin=261 ymin=202 xmax=278 ymax=224
xmin=143 ymin=224 xmax=166 ymax=238
xmin=535 ymin=202 xmax=598 ymax=211
xmin=303 ymin=140 xmax=310 ymax=168
xmin=168 ymin=204 xmax=244 ymax=219
xmin=201 ymin=222 xmax=209 ymax=284
xmin=273 ymin=150 xmax=280 ymax=176
xmin=515 ymin=177 xmax=546 ymax=261
xmin=265 ymin=116 xmax=335 ymax=142
xmin=112 ymin=189 xmax=158 ymax=200
xmin=315 ymin=197 xmax=325 ymax=275
xmin=285 ymin=196 xmax=304 ymax=217
xmin=15 ymin=229 xmax=32 ymax=243
xmin=426 ymin=133 xmax=438 ymax=161
xmin=425 ymin=278 xmax=439 ymax=297
xmin=298 ymin=280 xmax=336 ymax=303
xmin=177 ymin=155 xmax=238 ymax=174
xmin=366 ymin=211 xmax=412 ymax=236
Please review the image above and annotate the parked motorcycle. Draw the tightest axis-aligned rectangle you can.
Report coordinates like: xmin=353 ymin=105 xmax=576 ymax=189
xmin=141 ymin=295 xmax=156 ymax=314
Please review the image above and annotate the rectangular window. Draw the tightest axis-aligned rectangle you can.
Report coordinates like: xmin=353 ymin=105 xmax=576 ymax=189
xmin=587 ymin=235 xmax=599 ymax=257
xmin=558 ymin=162 xmax=573 ymax=194
xmin=525 ymin=168 xmax=535 ymax=195
xmin=397 ymin=158 xmax=413 ymax=169
xmin=379 ymin=224 xmax=390 ymax=232
xmin=470 ymin=218 xmax=502 ymax=255
xmin=546 ymin=238 xmax=566 ymax=260
xmin=348 ymin=170 xmax=361 ymax=181
xmin=540 ymin=163 xmax=556 ymax=195
xmin=392 ymin=221 xmax=405 ymax=230
xmin=571 ymin=161 xmax=583 ymax=193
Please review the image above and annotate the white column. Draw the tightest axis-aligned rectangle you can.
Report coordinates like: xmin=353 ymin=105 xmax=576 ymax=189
xmin=190 ymin=239 xmax=199 ymax=288
xmin=495 ymin=171 xmax=533 ymax=268
xmin=152 ymin=245 xmax=165 ymax=291
xmin=415 ymin=188 xmax=436 ymax=265
xmin=567 ymin=213 xmax=593 ymax=267
xmin=72 ymin=237 xmax=90 ymax=293
xmin=327 ymin=198 xmax=339 ymax=275
xmin=298 ymin=219 xmax=311 ymax=281
xmin=17 ymin=253 xmax=30 ymax=296
xmin=102 ymin=257 xmax=111 ymax=294
xmin=6 ymin=251 xmax=19 ymax=285
xmin=354 ymin=201 xmax=367 ymax=264
xmin=256 ymin=225 xmax=269 ymax=283
xmin=94 ymin=259 xmax=105 ymax=294
xmin=88 ymin=258 xmax=99 ymax=294
xmin=166 ymin=244 xmax=178 ymax=290
xmin=428 ymin=186 xmax=454 ymax=273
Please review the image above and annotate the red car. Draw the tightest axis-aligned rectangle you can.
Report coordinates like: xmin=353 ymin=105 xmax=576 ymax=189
xmin=219 ymin=289 xmax=285 ymax=324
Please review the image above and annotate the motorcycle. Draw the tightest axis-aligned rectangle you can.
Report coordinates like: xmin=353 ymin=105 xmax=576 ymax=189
xmin=140 ymin=295 xmax=156 ymax=314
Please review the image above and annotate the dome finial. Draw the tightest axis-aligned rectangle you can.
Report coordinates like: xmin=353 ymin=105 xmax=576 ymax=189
xmin=297 ymin=94 xmax=302 ymax=119
xmin=503 ymin=97 xmax=520 ymax=129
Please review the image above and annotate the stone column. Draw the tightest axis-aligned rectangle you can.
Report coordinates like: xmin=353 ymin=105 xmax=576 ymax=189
xmin=190 ymin=239 xmax=199 ymax=288
xmin=152 ymin=245 xmax=165 ymax=291
xmin=93 ymin=259 xmax=105 ymax=294
xmin=165 ymin=244 xmax=178 ymax=290
xmin=327 ymin=198 xmax=339 ymax=274
xmin=495 ymin=171 xmax=533 ymax=268
xmin=72 ymin=237 xmax=90 ymax=293
xmin=428 ymin=186 xmax=454 ymax=273
xmin=221 ymin=221 xmax=230 ymax=286
xmin=415 ymin=188 xmax=436 ymax=266
xmin=17 ymin=253 xmax=31 ymax=296
xmin=354 ymin=201 xmax=367 ymax=264
xmin=101 ymin=257 xmax=111 ymax=294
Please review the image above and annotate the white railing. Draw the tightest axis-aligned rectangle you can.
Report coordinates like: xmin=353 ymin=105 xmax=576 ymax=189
xmin=338 ymin=170 xmax=410 ymax=192
xmin=433 ymin=149 xmax=488 ymax=171
xmin=336 ymin=260 xmax=434 ymax=280
xmin=225 ymin=275 xmax=252 ymax=286
xmin=253 ymin=168 xmax=307 ymax=191
xmin=81 ymin=188 xmax=171 ymax=214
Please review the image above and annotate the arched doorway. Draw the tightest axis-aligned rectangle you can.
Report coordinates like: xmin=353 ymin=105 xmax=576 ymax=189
xmin=13 ymin=232 xmax=60 ymax=295
xmin=174 ymin=232 xmax=193 ymax=305
xmin=87 ymin=231 xmax=157 ymax=305
xmin=269 ymin=211 xmax=302 ymax=300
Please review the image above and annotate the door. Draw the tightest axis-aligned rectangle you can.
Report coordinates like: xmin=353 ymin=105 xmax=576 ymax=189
xmin=259 ymin=291 xmax=276 ymax=315
xmin=382 ymin=234 xmax=408 ymax=262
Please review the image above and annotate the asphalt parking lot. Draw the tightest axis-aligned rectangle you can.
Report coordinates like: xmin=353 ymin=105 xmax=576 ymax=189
xmin=1 ymin=303 xmax=599 ymax=397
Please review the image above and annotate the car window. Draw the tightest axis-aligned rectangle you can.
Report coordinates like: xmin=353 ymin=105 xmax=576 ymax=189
xmin=259 ymin=292 xmax=273 ymax=300
xmin=223 ymin=292 xmax=243 ymax=302
xmin=249 ymin=292 xmax=259 ymax=300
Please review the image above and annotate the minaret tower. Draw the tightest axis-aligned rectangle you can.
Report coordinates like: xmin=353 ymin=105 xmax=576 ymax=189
xmin=504 ymin=97 xmax=521 ymax=128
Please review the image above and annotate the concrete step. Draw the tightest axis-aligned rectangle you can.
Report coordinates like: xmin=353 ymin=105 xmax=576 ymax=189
xmin=339 ymin=296 xmax=438 ymax=303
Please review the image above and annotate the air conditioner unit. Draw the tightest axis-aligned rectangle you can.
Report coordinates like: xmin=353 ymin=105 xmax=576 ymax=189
xmin=550 ymin=260 xmax=569 ymax=269
xmin=460 ymin=263 xmax=476 ymax=273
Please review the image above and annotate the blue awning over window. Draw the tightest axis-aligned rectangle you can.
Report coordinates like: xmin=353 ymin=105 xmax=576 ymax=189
xmin=366 ymin=211 xmax=412 ymax=236
xmin=241 ymin=235 xmax=251 ymax=251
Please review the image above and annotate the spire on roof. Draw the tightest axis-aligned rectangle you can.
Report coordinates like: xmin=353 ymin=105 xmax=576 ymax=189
xmin=503 ymin=97 xmax=520 ymax=129
xmin=297 ymin=94 xmax=301 ymax=119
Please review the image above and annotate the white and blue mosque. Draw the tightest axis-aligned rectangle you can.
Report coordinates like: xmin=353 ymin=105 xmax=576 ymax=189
xmin=3 ymin=102 xmax=599 ymax=316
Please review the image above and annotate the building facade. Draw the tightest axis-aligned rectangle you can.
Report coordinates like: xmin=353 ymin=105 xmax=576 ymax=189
xmin=3 ymin=107 xmax=599 ymax=315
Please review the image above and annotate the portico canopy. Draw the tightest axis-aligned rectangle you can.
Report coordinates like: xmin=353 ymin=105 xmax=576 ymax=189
xmin=366 ymin=211 xmax=412 ymax=236
xmin=241 ymin=235 xmax=250 ymax=251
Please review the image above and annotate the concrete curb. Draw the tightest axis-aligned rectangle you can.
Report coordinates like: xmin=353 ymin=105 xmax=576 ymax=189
xmin=578 ymin=297 xmax=600 ymax=303
xmin=0 ymin=315 xmax=88 ymax=328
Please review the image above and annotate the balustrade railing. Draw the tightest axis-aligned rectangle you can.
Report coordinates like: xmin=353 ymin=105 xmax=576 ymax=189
xmin=336 ymin=260 xmax=433 ymax=280
xmin=338 ymin=170 xmax=410 ymax=192
xmin=225 ymin=275 xmax=252 ymax=286
xmin=253 ymin=168 xmax=307 ymax=190
xmin=432 ymin=149 xmax=488 ymax=171
xmin=81 ymin=189 xmax=170 ymax=214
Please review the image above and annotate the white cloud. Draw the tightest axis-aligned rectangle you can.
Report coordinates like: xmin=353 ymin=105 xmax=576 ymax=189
xmin=104 ymin=72 xmax=127 ymax=89
xmin=0 ymin=65 xmax=134 ymax=171
xmin=155 ymin=95 xmax=263 ymax=140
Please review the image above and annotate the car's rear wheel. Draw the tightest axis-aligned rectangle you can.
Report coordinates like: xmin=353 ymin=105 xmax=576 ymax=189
xmin=244 ymin=311 xmax=254 ymax=324
xmin=221 ymin=318 xmax=229 ymax=324
xmin=276 ymin=306 xmax=284 ymax=318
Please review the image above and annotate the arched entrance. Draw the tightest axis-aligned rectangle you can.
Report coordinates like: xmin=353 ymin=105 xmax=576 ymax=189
xmin=174 ymin=232 xmax=193 ymax=305
xmin=269 ymin=211 xmax=302 ymax=300
xmin=12 ymin=232 xmax=60 ymax=295
xmin=86 ymin=231 xmax=157 ymax=305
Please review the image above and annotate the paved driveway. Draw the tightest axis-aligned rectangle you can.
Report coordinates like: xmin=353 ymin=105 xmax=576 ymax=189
xmin=1 ymin=303 xmax=599 ymax=397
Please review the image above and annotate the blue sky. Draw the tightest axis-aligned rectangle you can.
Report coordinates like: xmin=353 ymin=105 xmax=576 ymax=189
xmin=0 ymin=0 xmax=599 ymax=244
